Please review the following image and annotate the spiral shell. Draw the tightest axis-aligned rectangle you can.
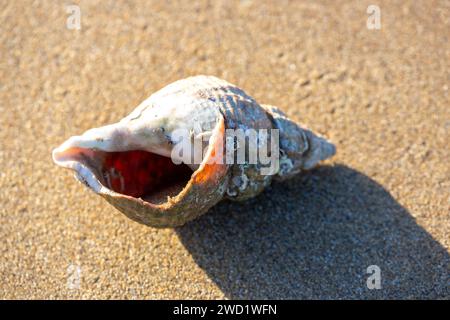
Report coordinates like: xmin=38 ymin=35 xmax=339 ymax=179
xmin=53 ymin=76 xmax=335 ymax=227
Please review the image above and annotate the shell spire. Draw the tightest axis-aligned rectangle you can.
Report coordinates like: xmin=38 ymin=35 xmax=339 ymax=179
xmin=53 ymin=75 xmax=335 ymax=227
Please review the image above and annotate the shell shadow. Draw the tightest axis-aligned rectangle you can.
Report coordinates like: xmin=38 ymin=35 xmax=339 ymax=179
xmin=176 ymin=164 xmax=449 ymax=299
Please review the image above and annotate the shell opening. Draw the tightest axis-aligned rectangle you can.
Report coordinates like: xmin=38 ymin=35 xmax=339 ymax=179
xmin=100 ymin=150 xmax=193 ymax=200
xmin=53 ymin=147 xmax=193 ymax=203
xmin=53 ymin=116 xmax=226 ymax=208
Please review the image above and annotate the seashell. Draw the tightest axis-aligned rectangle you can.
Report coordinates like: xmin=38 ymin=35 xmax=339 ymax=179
xmin=53 ymin=76 xmax=336 ymax=227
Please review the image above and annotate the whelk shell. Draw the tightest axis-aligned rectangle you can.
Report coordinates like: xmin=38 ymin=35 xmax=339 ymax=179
xmin=53 ymin=76 xmax=336 ymax=227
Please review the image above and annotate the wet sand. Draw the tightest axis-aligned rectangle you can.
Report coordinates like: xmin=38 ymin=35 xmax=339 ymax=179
xmin=0 ymin=0 xmax=448 ymax=299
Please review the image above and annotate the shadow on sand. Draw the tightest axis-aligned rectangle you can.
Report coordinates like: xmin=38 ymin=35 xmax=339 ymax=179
xmin=176 ymin=165 xmax=449 ymax=299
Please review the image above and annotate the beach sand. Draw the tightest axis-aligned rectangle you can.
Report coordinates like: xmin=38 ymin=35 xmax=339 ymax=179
xmin=0 ymin=0 xmax=448 ymax=299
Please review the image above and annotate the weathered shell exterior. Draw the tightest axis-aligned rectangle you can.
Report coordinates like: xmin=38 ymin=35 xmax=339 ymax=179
xmin=53 ymin=75 xmax=336 ymax=227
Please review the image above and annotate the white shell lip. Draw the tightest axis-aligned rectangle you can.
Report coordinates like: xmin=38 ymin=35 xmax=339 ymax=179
xmin=52 ymin=142 xmax=110 ymax=195
xmin=51 ymin=118 xmax=166 ymax=199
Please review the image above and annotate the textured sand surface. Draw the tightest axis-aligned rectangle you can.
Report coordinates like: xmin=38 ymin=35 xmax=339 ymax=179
xmin=0 ymin=0 xmax=448 ymax=299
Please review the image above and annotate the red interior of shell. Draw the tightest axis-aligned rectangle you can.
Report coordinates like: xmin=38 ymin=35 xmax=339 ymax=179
xmin=101 ymin=150 xmax=192 ymax=199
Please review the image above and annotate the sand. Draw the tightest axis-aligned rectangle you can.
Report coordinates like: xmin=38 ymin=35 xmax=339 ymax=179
xmin=0 ymin=0 xmax=448 ymax=299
